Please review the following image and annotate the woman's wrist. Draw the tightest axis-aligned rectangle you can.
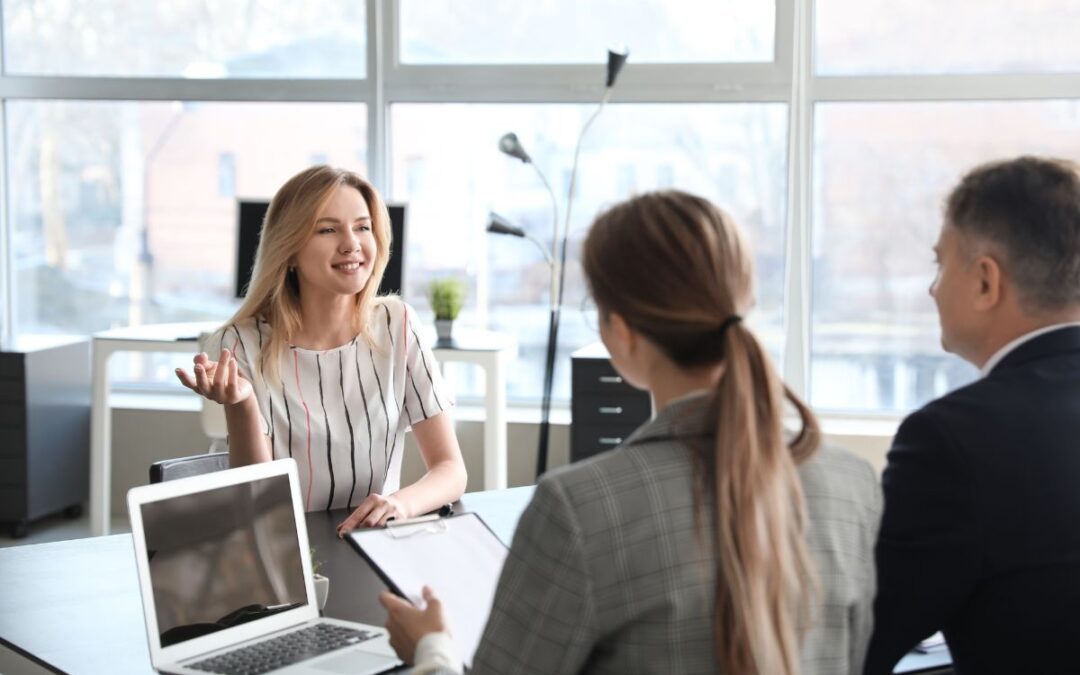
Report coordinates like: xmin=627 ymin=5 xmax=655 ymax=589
xmin=388 ymin=492 xmax=414 ymax=519
xmin=224 ymin=394 xmax=257 ymax=413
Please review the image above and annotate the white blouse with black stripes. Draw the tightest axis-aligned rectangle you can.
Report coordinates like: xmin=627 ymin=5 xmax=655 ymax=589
xmin=211 ymin=298 xmax=452 ymax=512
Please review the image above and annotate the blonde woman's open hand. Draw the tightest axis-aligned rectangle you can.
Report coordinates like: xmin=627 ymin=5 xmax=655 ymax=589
xmin=175 ymin=348 xmax=254 ymax=407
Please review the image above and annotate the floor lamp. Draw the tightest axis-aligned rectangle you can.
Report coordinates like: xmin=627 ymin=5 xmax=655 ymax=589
xmin=487 ymin=48 xmax=629 ymax=479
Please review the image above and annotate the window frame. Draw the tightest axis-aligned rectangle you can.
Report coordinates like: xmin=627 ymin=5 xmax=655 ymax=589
xmin=1 ymin=0 xmax=1076 ymax=415
xmin=801 ymin=1 xmax=1080 ymax=414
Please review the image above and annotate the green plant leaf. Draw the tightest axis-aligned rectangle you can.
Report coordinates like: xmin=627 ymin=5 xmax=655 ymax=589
xmin=428 ymin=277 xmax=466 ymax=320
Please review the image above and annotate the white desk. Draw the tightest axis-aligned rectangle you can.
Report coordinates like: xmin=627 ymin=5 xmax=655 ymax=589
xmin=4 ymin=487 xmax=947 ymax=675
xmin=89 ymin=322 xmax=220 ymax=536
xmin=432 ymin=329 xmax=517 ymax=492
xmin=89 ymin=323 xmax=516 ymax=536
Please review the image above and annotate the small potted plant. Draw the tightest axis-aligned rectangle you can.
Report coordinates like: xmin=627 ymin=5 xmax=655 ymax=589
xmin=428 ymin=278 xmax=465 ymax=341
xmin=310 ymin=547 xmax=329 ymax=611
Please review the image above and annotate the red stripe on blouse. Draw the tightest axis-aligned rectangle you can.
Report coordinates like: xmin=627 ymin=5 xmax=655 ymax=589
xmin=293 ymin=350 xmax=314 ymax=511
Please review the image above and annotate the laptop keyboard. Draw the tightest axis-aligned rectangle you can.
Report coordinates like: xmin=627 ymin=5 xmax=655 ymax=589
xmin=188 ymin=623 xmax=378 ymax=675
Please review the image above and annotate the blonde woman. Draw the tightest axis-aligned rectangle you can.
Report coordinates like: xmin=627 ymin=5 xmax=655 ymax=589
xmin=177 ymin=166 xmax=466 ymax=533
xmin=381 ymin=190 xmax=881 ymax=674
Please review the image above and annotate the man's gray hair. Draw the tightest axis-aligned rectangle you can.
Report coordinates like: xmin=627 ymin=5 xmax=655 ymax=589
xmin=946 ymin=156 xmax=1080 ymax=312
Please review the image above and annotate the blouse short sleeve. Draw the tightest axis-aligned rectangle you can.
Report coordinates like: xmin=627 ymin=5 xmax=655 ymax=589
xmin=398 ymin=300 xmax=454 ymax=432
xmin=207 ymin=322 xmax=271 ymax=436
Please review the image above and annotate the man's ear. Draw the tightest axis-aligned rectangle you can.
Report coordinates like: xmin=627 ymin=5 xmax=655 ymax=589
xmin=972 ymin=255 xmax=1003 ymax=312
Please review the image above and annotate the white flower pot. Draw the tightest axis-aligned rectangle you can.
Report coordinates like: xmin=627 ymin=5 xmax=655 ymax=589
xmin=313 ymin=574 xmax=329 ymax=611
xmin=435 ymin=319 xmax=454 ymax=341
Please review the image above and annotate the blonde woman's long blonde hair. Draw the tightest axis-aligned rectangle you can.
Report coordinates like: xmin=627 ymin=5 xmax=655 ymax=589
xmin=227 ymin=165 xmax=392 ymax=384
xmin=582 ymin=190 xmax=820 ymax=675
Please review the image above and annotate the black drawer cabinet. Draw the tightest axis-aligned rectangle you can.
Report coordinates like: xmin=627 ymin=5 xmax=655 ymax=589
xmin=570 ymin=343 xmax=651 ymax=463
xmin=0 ymin=336 xmax=90 ymax=538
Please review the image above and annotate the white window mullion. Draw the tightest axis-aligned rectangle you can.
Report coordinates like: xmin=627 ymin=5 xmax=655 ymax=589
xmin=0 ymin=103 xmax=9 ymax=346
xmin=772 ymin=0 xmax=795 ymax=72
xmin=366 ymin=0 xmax=387 ymax=193
xmin=0 ymin=0 xmax=10 ymax=346
xmin=0 ymin=76 xmax=371 ymax=102
xmin=383 ymin=63 xmax=789 ymax=104
xmin=814 ymin=72 xmax=1080 ymax=102
xmin=781 ymin=0 xmax=814 ymax=399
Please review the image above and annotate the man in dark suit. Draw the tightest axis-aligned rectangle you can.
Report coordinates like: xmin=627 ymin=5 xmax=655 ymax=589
xmin=866 ymin=156 xmax=1080 ymax=675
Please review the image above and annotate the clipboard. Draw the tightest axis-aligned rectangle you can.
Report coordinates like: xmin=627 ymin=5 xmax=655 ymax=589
xmin=347 ymin=512 xmax=508 ymax=669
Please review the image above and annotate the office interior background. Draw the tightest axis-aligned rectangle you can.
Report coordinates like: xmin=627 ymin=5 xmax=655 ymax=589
xmin=1 ymin=0 xmax=1078 ymax=518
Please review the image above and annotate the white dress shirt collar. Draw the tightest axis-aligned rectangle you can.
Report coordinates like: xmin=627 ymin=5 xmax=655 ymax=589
xmin=980 ymin=322 xmax=1080 ymax=377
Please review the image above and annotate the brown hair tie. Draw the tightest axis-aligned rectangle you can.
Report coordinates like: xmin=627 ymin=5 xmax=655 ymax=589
xmin=717 ymin=314 xmax=742 ymax=338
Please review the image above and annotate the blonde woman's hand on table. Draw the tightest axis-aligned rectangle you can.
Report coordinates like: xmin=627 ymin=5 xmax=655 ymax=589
xmin=336 ymin=493 xmax=409 ymax=535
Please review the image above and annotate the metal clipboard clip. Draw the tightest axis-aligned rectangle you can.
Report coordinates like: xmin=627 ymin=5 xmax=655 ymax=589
xmin=384 ymin=514 xmax=449 ymax=539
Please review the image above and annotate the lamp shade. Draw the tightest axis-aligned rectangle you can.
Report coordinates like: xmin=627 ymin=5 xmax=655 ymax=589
xmin=486 ymin=212 xmax=526 ymax=238
xmin=606 ymin=47 xmax=629 ymax=88
xmin=497 ymin=132 xmax=532 ymax=163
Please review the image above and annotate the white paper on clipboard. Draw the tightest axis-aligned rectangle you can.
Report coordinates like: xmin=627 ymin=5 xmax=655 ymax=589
xmin=348 ymin=513 xmax=509 ymax=669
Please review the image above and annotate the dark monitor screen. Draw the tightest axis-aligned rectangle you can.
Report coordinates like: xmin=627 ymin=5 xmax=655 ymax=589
xmin=381 ymin=204 xmax=406 ymax=296
xmin=236 ymin=201 xmax=406 ymax=298
xmin=139 ymin=474 xmax=307 ymax=647
xmin=235 ymin=201 xmax=267 ymax=299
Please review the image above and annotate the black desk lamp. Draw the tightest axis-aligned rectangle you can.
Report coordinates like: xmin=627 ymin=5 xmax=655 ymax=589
xmin=488 ymin=47 xmax=629 ymax=479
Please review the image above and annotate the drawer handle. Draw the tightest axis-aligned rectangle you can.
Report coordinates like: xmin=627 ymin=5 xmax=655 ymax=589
xmin=599 ymin=375 xmax=623 ymax=384
xmin=598 ymin=406 xmax=623 ymax=415
xmin=598 ymin=437 xmax=623 ymax=445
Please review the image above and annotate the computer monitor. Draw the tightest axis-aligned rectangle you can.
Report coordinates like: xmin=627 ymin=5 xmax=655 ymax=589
xmin=235 ymin=200 xmax=406 ymax=298
xmin=381 ymin=204 xmax=406 ymax=296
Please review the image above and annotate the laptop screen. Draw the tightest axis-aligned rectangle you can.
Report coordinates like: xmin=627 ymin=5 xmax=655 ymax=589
xmin=138 ymin=474 xmax=308 ymax=648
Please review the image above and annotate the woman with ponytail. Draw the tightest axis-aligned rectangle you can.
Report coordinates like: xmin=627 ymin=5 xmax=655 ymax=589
xmin=381 ymin=190 xmax=881 ymax=675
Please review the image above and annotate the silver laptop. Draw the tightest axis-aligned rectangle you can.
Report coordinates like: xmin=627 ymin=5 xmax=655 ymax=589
xmin=127 ymin=458 xmax=403 ymax=675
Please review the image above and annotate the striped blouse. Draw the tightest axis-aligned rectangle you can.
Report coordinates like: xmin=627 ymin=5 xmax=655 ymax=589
xmin=211 ymin=297 xmax=451 ymax=512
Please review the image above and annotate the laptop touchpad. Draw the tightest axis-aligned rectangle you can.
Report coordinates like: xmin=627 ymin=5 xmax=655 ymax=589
xmin=314 ymin=649 xmax=398 ymax=675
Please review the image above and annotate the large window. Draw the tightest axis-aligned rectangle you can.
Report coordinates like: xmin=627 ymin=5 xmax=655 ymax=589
xmin=7 ymin=100 xmax=367 ymax=386
xmin=816 ymin=0 xmax=1080 ymax=75
xmin=808 ymin=0 xmax=1080 ymax=412
xmin=391 ymin=103 xmax=787 ymax=401
xmin=2 ymin=2 xmax=1077 ymax=416
xmin=10 ymin=101 xmax=368 ymax=336
xmin=398 ymin=0 xmax=774 ymax=64
xmin=3 ymin=0 xmax=366 ymax=77
xmin=810 ymin=102 xmax=1080 ymax=410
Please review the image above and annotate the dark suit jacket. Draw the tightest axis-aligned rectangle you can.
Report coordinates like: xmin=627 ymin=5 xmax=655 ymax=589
xmin=865 ymin=326 xmax=1080 ymax=675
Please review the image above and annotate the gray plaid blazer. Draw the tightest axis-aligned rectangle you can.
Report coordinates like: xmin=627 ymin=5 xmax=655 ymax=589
xmin=467 ymin=392 xmax=882 ymax=674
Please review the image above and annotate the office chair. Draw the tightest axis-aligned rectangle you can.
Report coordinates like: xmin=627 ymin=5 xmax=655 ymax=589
xmin=147 ymin=333 xmax=233 ymax=483
xmin=149 ymin=452 xmax=230 ymax=484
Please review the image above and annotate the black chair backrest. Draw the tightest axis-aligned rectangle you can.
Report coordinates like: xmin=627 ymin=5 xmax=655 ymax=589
xmin=149 ymin=452 xmax=231 ymax=484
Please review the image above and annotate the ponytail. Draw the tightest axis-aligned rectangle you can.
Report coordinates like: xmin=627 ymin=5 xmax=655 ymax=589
xmin=693 ymin=323 xmax=820 ymax=675
xmin=582 ymin=189 xmax=822 ymax=675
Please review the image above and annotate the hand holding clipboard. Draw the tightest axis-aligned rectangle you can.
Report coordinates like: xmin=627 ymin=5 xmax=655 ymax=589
xmin=378 ymin=586 xmax=448 ymax=665
xmin=347 ymin=512 xmax=508 ymax=669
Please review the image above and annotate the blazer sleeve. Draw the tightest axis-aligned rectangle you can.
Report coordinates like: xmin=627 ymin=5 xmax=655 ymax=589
xmin=863 ymin=407 xmax=979 ymax=675
xmin=851 ymin=461 xmax=884 ymax=675
xmin=470 ymin=477 xmax=596 ymax=674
